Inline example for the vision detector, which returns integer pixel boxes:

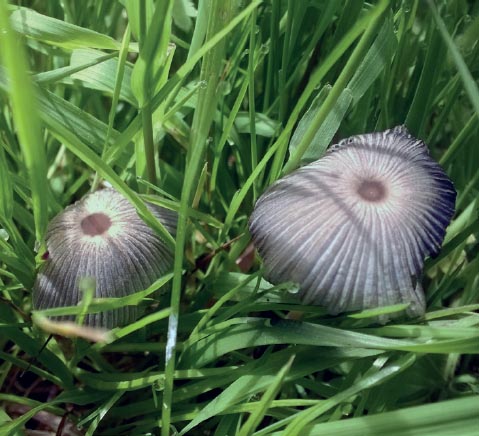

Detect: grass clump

[1,0,478,435]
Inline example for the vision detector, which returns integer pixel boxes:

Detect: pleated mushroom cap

[33,188,176,328]
[249,126,456,320]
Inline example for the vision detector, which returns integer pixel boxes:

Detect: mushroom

[249,126,456,320]
[33,188,176,328]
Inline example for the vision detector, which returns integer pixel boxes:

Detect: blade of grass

[9,6,123,50]
[292,13,396,163]
[180,318,479,368]
[284,354,416,435]
[290,395,479,436]
[405,25,444,136]
[439,113,477,166]
[32,273,173,319]
[35,52,118,85]
[67,48,135,105]
[248,8,258,201]
[428,0,479,117]
[162,1,238,432]
[92,25,132,191]
[0,141,13,221]
[282,0,389,174]
[0,0,48,245]
[237,355,294,436]
[133,0,174,190]
[268,8,375,183]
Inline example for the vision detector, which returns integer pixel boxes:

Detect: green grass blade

[162,1,238,433]
[237,355,294,436]
[283,0,389,174]
[292,396,479,436]
[428,0,479,117]
[9,6,122,50]
[68,48,135,105]
[0,0,48,244]
[180,318,479,368]
[0,141,13,221]
[284,354,416,435]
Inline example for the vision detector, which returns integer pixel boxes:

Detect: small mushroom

[249,126,456,320]
[33,188,176,328]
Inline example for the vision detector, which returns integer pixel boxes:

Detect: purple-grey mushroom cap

[33,188,176,328]
[249,126,456,321]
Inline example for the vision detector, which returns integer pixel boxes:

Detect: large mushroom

[33,188,176,328]
[249,126,456,320]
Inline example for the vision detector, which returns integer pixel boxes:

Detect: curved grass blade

[0,0,48,245]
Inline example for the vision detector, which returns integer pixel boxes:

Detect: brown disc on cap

[356,180,386,202]
[81,213,112,236]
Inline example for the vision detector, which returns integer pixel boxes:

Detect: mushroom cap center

[357,179,386,202]
[81,213,112,236]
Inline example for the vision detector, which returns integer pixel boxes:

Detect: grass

[0,0,478,435]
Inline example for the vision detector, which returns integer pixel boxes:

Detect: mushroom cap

[33,188,176,328]
[249,126,456,320]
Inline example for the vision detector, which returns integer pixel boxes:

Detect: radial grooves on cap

[249,126,455,321]
[33,189,177,329]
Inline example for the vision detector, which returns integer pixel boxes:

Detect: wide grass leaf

[290,16,397,163]
[180,319,479,367]
[10,7,121,50]
[0,2,48,244]
[69,48,136,105]
[287,395,479,436]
